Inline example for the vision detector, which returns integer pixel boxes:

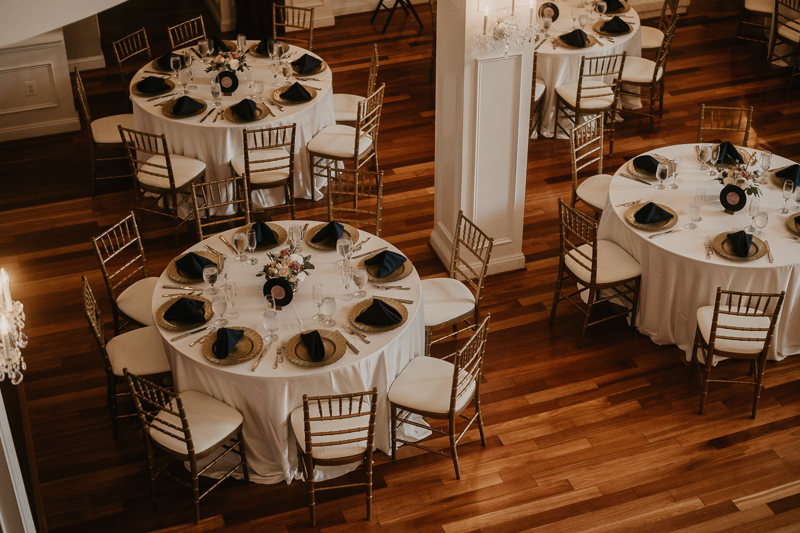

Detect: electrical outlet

[24,81,37,96]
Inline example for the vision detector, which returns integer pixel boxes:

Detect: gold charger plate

[349,297,408,333]
[556,34,598,49]
[161,97,208,119]
[131,78,175,97]
[234,222,287,251]
[272,84,318,106]
[149,59,173,73]
[625,203,678,231]
[167,250,219,283]
[155,295,213,331]
[711,233,767,261]
[285,329,346,367]
[248,40,288,58]
[223,102,270,123]
[358,256,413,283]
[304,223,360,250]
[291,60,328,77]
[606,0,632,14]
[787,214,800,236]
[694,144,753,170]
[627,153,671,180]
[770,165,796,187]
[202,327,263,365]
[592,19,633,36]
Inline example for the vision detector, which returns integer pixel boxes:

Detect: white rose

[290,254,303,264]
[278,267,290,277]
[297,272,307,282]
[229,59,239,70]
[213,54,224,65]
[722,176,734,186]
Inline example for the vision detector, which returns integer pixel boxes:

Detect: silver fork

[704,238,714,260]
[273,344,285,368]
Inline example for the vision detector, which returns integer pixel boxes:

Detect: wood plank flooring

[1,0,799,531]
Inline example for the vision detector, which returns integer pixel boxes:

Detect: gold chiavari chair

[82,277,171,439]
[697,104,754,146]
[290,389,378,526]
[569,115,612,218]
[530,51,546,137]
[691,288,785,419]
[550,199,641,347]
[118,126,206,246]
[733,0,774,48]
[429,0,437,83]
[91,212,159,335]
[421,210,493,357]
[553,53,626,156]
[112,27,152,84]
[273,5,315,51]
[389,315,490,480]
[124,370,249,524]
[327,168,383,236]
[641,0,680,50]
[308,85,385,202]
[766,0,800,89]
[168,15,207,50]
[191,176,251,240]
[231,124,297,219]
[74,68,134,197]
[333,44,379,124]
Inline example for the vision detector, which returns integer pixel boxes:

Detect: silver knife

[344,339,359,354]
[170,326,211,342]
[190,327,216,347]
[147,93,177,101]
[649,227,684,239]
[393,298,415,304]
[163,284,196,290]
[352,246,388,260]
[620,172,653,186]
[251,338,274,371]
[219,235,238,254]
[534,36,547,51]
[765,240,774,263]
[200,108,216,123]
[345,325,369,344]
[373,284,411,290]
[205,244,224,255]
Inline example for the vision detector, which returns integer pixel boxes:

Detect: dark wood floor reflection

[1,0,800,531]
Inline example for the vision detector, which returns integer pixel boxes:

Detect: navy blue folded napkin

[300,331,325,362]
[256,37,277,55]
[292,54,322,75]
[311,221,345,243]
[634,202,673,225]
[171,96,204,116]
[727,230,753,257]
[156,52,186,71]
[601,16,630,33]
[175,252,216,278]
[633,155,660,175]
[212,328,245,359]
[136,76,170,94]
[253,221,279,246]
[280,82,313,102]
[210,36,230,53]
[716,141,744,165]
[356,299,403,327]
[605,0,625,13]
[163,297,206,324]
[795,214,800,226]
[776,164,800,187]
[364,250,406,278]
[231,99,257,120]
[561,29,589,48]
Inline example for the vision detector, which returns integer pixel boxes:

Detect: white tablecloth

[598,144,800,361]
[152,222,426,484]
[131,44,336,207]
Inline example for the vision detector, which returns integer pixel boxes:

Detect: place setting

[273,82,318,106]
[710,230,768,262]
[305,221,360,250]
[223,98,271,122]
[360,249,413,283]
[625,201,679,237]
[161,94,208,118]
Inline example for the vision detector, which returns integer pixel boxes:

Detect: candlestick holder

[0,302,27,385]
[477,11,536,55]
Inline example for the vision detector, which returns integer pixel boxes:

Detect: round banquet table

[598,144,800,361]
[152,222,426,484]
[131,43,336,208]
[536,0,642,138]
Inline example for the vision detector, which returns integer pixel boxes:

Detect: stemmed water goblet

[237,33,247,54]
[336,237,352,266]
[667,156,681,189]
[779,180,794,214]
[571,5,580,29]
[210,74,222,107]
[262,309,279,343]
[578,11,589,28]
[312,284,325,321]
[341,262,354,301]
[746,196,760,233]
[695,188,706,222]
[654,163,669,190]
[685,203,701,230]
[253,78,265,104]
[203,265,219,295]
[596,1,607,18]
[353,268,368,298]
[217,254,229,283]
[178,68,190,95]
[541,17,553,39]
[320,296,337,327]
[754,211,769,238]
[233,232,248,262]
[198,39,210,65]
[212,294,228,327]
[224,281,239,319]
[759,150,772,183]
[182,51,196,90]
[246,229,258,265]
[697,144,712,172]
[793,186,800,212]
[289,224,304,252]
[170,54,182,79]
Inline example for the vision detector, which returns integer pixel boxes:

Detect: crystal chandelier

[477,1,537,55]
[0,269,27,385]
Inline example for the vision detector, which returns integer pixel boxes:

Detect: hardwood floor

[1,0,800,531]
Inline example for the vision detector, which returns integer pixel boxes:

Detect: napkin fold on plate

[716,141,744,165]
[364,250,406,278]
[253,221,279,245]
[210,36,230,53]
[605,0,625,13]
[776,164,800,187]
[727,230,753,257]
[256,37,277,55]
[292,54,322,75]
[300,331,325,362]
[311,221,345,243]
[357,299,403,327]
[163,297,206,324]
[633,155,660,175]
[175,252,217,278]
[280,82,313,102]
[634,202,673,225]
[601,16,631,33]
[136,76,170,94]
[231,99,257,120]
[561,29,589,48]
[156,52,186,71]
[212,328,245,359]
[171,96,204,116]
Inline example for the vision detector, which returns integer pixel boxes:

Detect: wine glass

[212,294,228,327]
[270,41,285,61]
[253,78,265,103]
[217,254,229,283]
[541,17,553,38]
[698,144,712,171]
[667,156,681,189]
[198,40,210,64]
[793,186,800,212]
[264,294,275,311]
[210,74,222,107]
[203,265,219,295]
[233,232,248,262]
[270,59,282,87]
[170,54,182,78]
[320,296,337,327]
[597,1,607,17]
[353,268,368,298]
[178,68,190,95]
[571,5,580,28]
[262,310,279,343]
[341,262,354,301]
[759,151,772,182]
[746,196,760,233]
[755,211,768,238]
[246,229,258,265]
[312,283,325,321]
[289,224,303,252]
[237,33,247,54]
[183,51,196,90]
[685,203,700,230]
[695,187,706,222]
[336,237,352,267]
[707,145,719,177]
[654,163,669,190]
[224,281,239,319]
[578,12,589,27]
[779,180,794,214]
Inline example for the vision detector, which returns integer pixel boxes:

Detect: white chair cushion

[137,155,206,190]
[230,148,291,184]
[333,93,365,123]
[106,325,171,376]
[555,80,615,110]
[421,277,476,328]
[576,174,613,211]
[696,306,772,355]
[91,114,135,144]
[533,79,546,102]
[290,404,371,460]
[116,276,158,326]
[777,19,800,44]
[640,26,664,49]
[621,56,663,84]
[745,0,773,14]
[307,124,374,160]
[564,240,641,285]
[388,356,476,415]
[150,390,243,456]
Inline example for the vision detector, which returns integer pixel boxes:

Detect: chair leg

[550,268,565,324]
[191,463,200,524]
[449,416,460,480]
[110,378,119,440]
[752,355,767,419]
[143,437,157,501]
[424,326,432,357]
[475,395,487,446]
[699,355,713,415]
[578,286,595,347]
[307,456,317,527]
[390,403,397,460]
[237,430,250,482]
[364,450,373,520]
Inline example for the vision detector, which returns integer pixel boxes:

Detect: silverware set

[272,344,285,369]
[190,327,217,347]
[219,235,238,254]
[620,172,652,185]
[615,198,644,208]
[765,240,774,263]
[649,227,683,239]
[162,291,201,297]
[252,338,275,371]
[213,109,224,122]
[352,246,387,260]
[339,331,359,354]
[200,108,216,123]
[344,325,369,344]
[147,93,177,102]
[170,326,211,342]
[704,238,714,260]
[163,284,196,290]
[373,284,410,291]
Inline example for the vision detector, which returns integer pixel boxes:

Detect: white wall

[0,391,36,533]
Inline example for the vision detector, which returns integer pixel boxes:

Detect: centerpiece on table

[205,42,250,95]
[256,245,314,306]
[715,164,763,198]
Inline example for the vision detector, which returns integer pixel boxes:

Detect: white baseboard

[0,115,80,142]
[68,54,105,72]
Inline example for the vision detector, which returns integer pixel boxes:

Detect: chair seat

[116,276,158,326]
[421,278,476,327]
[745,0,773,14]
[137,155,206,190]
[333,93,365,123]
[307,124,374,160]
[388,356,476,415]
[533,79,546,102]
[564,241,641,285]
[92,114,135,144]
[230,148,291,184]
[641,25,664,49]
[107,325,171,376]
[555,80,615,110]
[290,405,371,460]
[696,306,771,355]
[777,19,800,43]
[150,390,243,456]
[621,56,664,84]
[576,174,613,211]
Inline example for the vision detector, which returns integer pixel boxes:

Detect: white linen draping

[598,144,800,361]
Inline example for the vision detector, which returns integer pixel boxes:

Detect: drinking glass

[262,310,279,343]
[212,295,228,327]
[685,203,700,230]
[270,42,285,61]
[597,1,607,17]
[336,237,352,266]
[759,150,772,181]
[216,254,229,285]
[779,180,794,214]
[312,283,325,321]
[667,156,681,189]
[170,55,182,78]
[198,40,210,64]
[210,75,222,107]
[264,294,275,311]
[233,232,248,262]
[793,186,800,212]
[341,262,354,301]
[707,145,719,176]
[270,59,282,87]
[183,51,196,89]
[578,12,589,27]
[654,163,669,190]
[203,265,219,295]
[253,78,265,103]
[746,196,760,233]
[178,68,190,95]
[755,211,768,238]
[698,144,712,171]
[320,296,337,327]
[542,17,553,38]
[571,6,580,28]
[246,229,258,265]
[289,224,303,252]
[695,187,706,222]
[237,33,247,54]
[282,61,292,83]
[353,268,368,298]
[224,281,239,319]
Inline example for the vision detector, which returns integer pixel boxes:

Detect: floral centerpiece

[205,51,249,73]
[256,245,314,292]
[715,164,762,197]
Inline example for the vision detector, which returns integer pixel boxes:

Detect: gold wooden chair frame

[327,168,383,236]
[569,115,610,217]
[192,176,251,240]
[124,370,249,524]
[697,104,754,146]
[334,45,379,125]
[530,51,546,137]
[112,27,152,84]
[237,124,297,219]
[733,0,773,48]
[293,389,378,526]
[767,0,800,88]
[390,315,490,479]
[273,5,315,50]
[550,199,641,346]
[641,0,680,50]
[168,15,207,50]
[430,0,438,83]
[690,288,785,419]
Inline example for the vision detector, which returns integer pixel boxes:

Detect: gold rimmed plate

[358,256,413,283]
[695,144,753,170]
[202,327,263,365]
[349,297,408,333]
[592,19,633,36]
[223,102,270,122]
[304,223,360,250]
[155,295,213,331]
[291,59,328,77]
[131,78,175,97]
[273,84,318,106]
[627,153,670,180]
[771,165,796,187]
[625,203,678,231]
[711,233,767,261]
[148,59,174,73]
[606,0,632,14]
[167,250,219,283]
[556,34,598,49]
[161,97,208,119]
[234,222,287,251]
[787,215,800,236]
[285,329,346,367]
[248,40,288,58]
